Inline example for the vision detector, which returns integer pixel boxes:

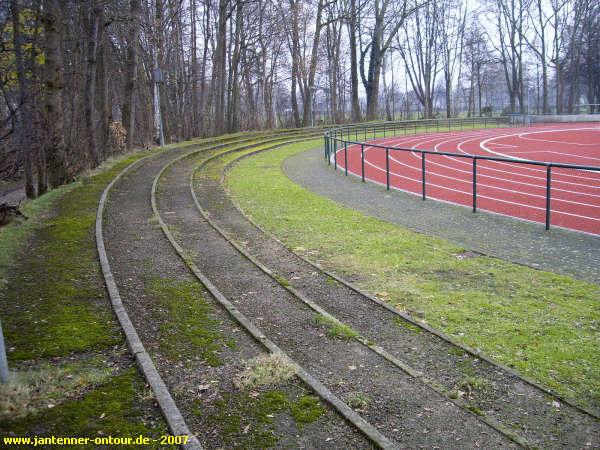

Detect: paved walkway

[283,147,600,285]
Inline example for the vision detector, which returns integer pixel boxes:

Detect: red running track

[333,123,600,236]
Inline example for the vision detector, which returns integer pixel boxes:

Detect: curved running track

[334,123,600,235]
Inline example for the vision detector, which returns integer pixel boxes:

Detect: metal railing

[323,117,600,231]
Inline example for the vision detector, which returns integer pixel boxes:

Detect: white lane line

[385,151,600,208]
[357,149,600,222]
[479,127,600,159]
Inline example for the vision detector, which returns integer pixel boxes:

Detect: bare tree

[361,0,420,121]
[439,0,466,117]
[123,0,141,149]
[462,22,491,116]
[488,0,530,114]
[397,0,442,119]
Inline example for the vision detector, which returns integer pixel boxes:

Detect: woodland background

[1,0,598,198]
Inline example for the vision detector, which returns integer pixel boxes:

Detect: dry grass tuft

[234,353,296,390]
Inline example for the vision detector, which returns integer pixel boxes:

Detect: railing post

[344,142,348,176]
[325,137,329,163]
[472,158,477,212]
[334,140,337,170]
[361,144,365,182]
[422,152,426,200]
[386,147,390,190]
[546,165,552,230]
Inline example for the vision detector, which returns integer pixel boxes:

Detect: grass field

[227,139,600,410]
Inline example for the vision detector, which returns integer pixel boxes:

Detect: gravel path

[283,147,600,285]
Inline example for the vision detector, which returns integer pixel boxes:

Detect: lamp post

[153,67,165,147]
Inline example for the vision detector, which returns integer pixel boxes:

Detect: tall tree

[123,0,141,149]
[345,0,362,122]
[439,0,466,118]
[361,0,420,121]
[489,0,530,114]
[398,0,442,119]
[42,0,68,188]
[84,0,100,165]
[11,0,35,198]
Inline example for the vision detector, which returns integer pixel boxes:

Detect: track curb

[193,147,535,448]
[152,141,401,450]
[96,148,205,450]
[222,146,600,423]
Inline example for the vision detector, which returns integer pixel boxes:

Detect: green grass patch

[0,155,153,360]
[0,183,77,291]
[198,387,323,448]
[197,136,311,181]
[289,396,324,426]
[147,278,235,366]
[0,363,113,420]
[0,369,174,448]
[313,313,358,341]
[227,140,600,410]
[346,392,371,410]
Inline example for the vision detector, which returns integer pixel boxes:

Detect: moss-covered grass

[0,369,175,448]
[0,147,184,439]
[0,160,145,360]
[146,277,235,366]
[0,363,114,420]
[196,388,324,448]
[227,141,600,410]
[0,130,325,442]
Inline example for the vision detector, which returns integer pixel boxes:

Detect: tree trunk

[228,1,243,132]
[289,0,301,128]
[11,0,36,198]
[348,0,361,122]
[190,0,199,137]
[123,0,140,149]
[43,0,69,188]
[96,0,109,156]
[301,0,325,127]
[153,0,164,145]
[85,0,100,166]
[213,0,229,135]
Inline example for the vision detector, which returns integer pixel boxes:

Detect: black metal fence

[324,117,600,232]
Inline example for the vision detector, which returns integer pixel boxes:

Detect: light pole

[309,86,316,127]
[154,67,165,147]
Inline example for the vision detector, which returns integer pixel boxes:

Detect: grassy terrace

[0,134,258,442]
[0,131,323,443]
[227,139,600,411]
[0,147,188,444]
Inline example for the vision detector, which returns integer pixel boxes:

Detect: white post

[0,320,9,383]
